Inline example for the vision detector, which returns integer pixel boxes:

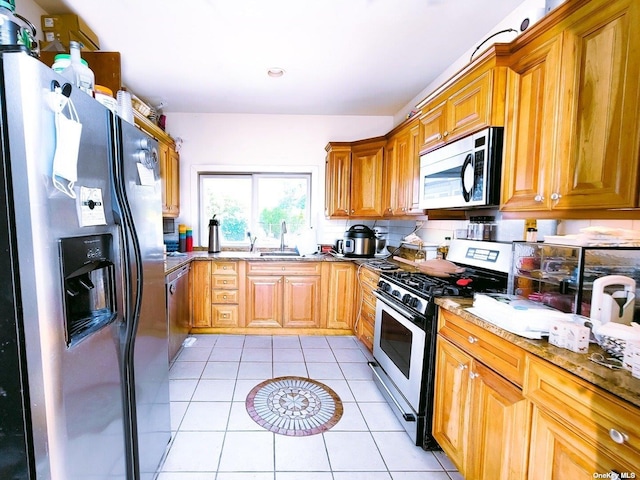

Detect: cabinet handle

[609,429,629,444]
[458,364,468,371]
[550,192,562,201]
[223,295,227,299]
[534,194,544,202]
[223,280,227,284]
[436,133,442,140]
[223,266,228,270]
[443,131,449,137]
[469,372,480,380]
[468,336,479,344]
[282,267,286,271]
[350,209,355,214]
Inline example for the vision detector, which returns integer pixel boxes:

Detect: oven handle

[373,290,423,322]
[368,362,416,422]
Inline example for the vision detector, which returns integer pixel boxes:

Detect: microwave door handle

[461,153,474,202]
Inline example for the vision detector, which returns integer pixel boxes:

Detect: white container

[60,41,94,95]
[116,90,134,124]
[94,85,118,114]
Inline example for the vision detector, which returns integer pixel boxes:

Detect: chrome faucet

[280,220,287,251]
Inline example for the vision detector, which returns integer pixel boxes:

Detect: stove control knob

[378,281,391,292]
[392,290,401,298]
[401,293,413,305]
[456,278,473,287]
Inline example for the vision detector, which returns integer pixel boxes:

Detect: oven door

[371,293,426,412]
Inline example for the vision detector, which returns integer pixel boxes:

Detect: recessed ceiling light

[267,67,285,78]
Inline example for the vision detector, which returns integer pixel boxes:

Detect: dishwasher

[166,263,190,362]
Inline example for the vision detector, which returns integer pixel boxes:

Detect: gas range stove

[375,239,512,318]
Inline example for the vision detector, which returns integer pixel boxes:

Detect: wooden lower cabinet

[245,262,321,329]
[190,260,243,328]
[355,267,380,351]
[528,405,625,479]
[433,336,529,479]
[525,355,640,478]
[434,308,640,479]
[190,260,211,328]
[322,262,356,330]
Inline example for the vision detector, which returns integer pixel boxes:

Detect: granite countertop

[163,250,365,275]
[435,297,640,408]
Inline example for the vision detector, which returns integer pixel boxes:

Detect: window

[199,173,311,247]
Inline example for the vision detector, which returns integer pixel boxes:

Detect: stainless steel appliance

[167,264,191,362]
[418,127,503,209]
[341,224,376,258]
[369,239,510,449]
[0,51,170,479]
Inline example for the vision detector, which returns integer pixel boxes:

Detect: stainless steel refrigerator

[0,51,170,479]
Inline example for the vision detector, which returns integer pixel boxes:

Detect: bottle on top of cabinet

[60,41,94,95]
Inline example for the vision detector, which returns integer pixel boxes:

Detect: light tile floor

[158,334,461,480]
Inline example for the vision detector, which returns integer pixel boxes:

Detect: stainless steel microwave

[418,127,503,209]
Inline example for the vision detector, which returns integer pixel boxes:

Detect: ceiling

[33,0,529,116]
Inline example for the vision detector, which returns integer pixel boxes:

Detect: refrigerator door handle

[109,113,143,480]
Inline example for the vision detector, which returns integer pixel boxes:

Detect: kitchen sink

[260,251,300,257]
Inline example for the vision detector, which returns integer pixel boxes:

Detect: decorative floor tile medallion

[246,376,343,436]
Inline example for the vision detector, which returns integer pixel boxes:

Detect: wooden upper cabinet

[418,58,506,154]
[325,144,351,218]
[554,0,640,210]
[384,118,423,216]
[325,139,385,219]
[502,0,640,212]
[350,140,386,217]
[501,35,563,211]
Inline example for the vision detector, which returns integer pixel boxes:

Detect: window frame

[198,171,313,247]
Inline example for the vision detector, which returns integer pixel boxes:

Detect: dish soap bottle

[61,41,94,95]
[437,237,451,259]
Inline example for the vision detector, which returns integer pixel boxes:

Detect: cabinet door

[158,141,171,215]
[553,0,640,210]
[419,100,447,153]
[283,275,320,328]
[408,123,423,213]
[432,338,472,473]
[466,362,529,480]
[385,128,413,216]
[245,275,282,327]
[325,263,355,330]
[167,147,180,215]
[325,146,351,217]
[350,143,385,216]
[190,261,211,327]
[501,36,563,211]
[528,405,626,480]
[447,70,492,142]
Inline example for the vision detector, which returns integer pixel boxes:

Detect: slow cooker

[342,224,376,258]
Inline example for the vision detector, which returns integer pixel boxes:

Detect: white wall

[166,113,393,246]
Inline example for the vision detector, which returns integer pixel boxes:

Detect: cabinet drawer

[211,304,239,328]
[438,309,526,386]
[361,286,377,309]
[359,268,380,291]
[211,261,238,275]
[360,300,376,326]
[212,289,238,304]
[525,355,640,469]
[212,275,238,289]
[359,314,375,352]
[247,262,321,275]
